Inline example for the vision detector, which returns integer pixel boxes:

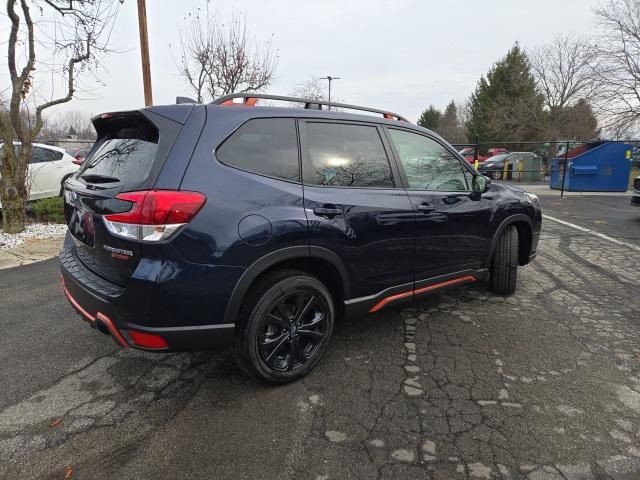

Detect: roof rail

[210,93,409,122]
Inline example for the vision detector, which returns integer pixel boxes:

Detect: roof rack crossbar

[210,93,408,122]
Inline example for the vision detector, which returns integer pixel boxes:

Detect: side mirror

[470,175,490,200]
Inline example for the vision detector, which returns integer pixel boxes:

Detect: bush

[31,197,65,224]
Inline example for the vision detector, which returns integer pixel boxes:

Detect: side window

[216,118,299,182]
[387,129,468,191]
[302,122,394,188]
[30,147,62,163]
[30,147,48,164]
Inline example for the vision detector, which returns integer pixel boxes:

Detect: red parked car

[459,147,509,164]
[70,148,90,166]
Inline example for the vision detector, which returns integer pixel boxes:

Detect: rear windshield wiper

[80,173,120,184]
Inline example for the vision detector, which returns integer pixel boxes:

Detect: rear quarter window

[32,147,63,162]
[216,118,300,182]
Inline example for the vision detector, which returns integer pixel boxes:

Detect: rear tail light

[72,158,83,165]
[103,190,206,243]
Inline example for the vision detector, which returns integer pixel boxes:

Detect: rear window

[78,115,159,187]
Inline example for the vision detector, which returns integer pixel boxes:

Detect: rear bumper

[59,235,237,352]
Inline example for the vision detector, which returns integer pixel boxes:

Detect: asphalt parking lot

[1,198,640,480]
[539,194,640,248]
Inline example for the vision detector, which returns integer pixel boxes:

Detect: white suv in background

[0,142,79,207]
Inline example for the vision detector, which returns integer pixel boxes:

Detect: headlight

[524,192,539,206]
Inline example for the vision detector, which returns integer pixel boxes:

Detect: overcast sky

[3,0,600,122]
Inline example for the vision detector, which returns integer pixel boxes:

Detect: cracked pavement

[1,217,640,479]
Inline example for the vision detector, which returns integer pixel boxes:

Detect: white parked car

[0,142,79,208]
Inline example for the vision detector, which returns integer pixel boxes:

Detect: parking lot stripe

[542,214,640,252]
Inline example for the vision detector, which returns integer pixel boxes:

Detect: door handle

[313,205,342,217]
[417,203,435,213]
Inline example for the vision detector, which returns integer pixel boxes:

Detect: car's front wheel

[491,170,503,180]
[490,225,518,294]
[233,270,335,384]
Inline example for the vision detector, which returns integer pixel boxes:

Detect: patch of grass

[31,197,65,224]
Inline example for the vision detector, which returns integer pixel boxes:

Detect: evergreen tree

[466,43,547,146]
[436,100,466,144]
[417,105,442,130]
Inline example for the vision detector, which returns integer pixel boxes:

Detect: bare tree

[58,109,95,138]
[38,110,96,141]
[289,77,326,101]
[528,34,598,147]
[0,0,119,233]
[175,8,278,103]
[592,0,640,135]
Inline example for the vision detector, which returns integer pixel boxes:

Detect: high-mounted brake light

[103,190,206,242]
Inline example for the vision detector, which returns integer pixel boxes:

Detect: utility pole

[320,75,340,110]
[137,0,153,106]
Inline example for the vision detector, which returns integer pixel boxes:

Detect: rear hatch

[63,110,183,286]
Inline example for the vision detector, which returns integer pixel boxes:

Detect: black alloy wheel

[233,270,335,383]
[258,290,328,372]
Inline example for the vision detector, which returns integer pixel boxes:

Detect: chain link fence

[452,140,640,199]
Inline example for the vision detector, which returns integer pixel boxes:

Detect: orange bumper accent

[61,276,94,323]
[96,313,129,348]
[61,276,128,348]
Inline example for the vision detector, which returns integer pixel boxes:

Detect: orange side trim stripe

[368,275,476,313]
[413,275,476,296]
[368,290,414,313]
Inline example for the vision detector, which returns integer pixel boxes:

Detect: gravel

[0,223,68,250]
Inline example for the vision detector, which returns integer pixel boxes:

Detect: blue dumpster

[550,141,632,192]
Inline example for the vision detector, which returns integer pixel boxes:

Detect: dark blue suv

[60,94,541,383]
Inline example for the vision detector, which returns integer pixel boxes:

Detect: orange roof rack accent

[220,97,257,107]
[211,93,409,122]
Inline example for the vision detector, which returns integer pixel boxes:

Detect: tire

[491,170,502,180]
[233,269,335,384]
[490,225,518,295]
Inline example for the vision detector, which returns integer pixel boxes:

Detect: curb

[0,236,65,270]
